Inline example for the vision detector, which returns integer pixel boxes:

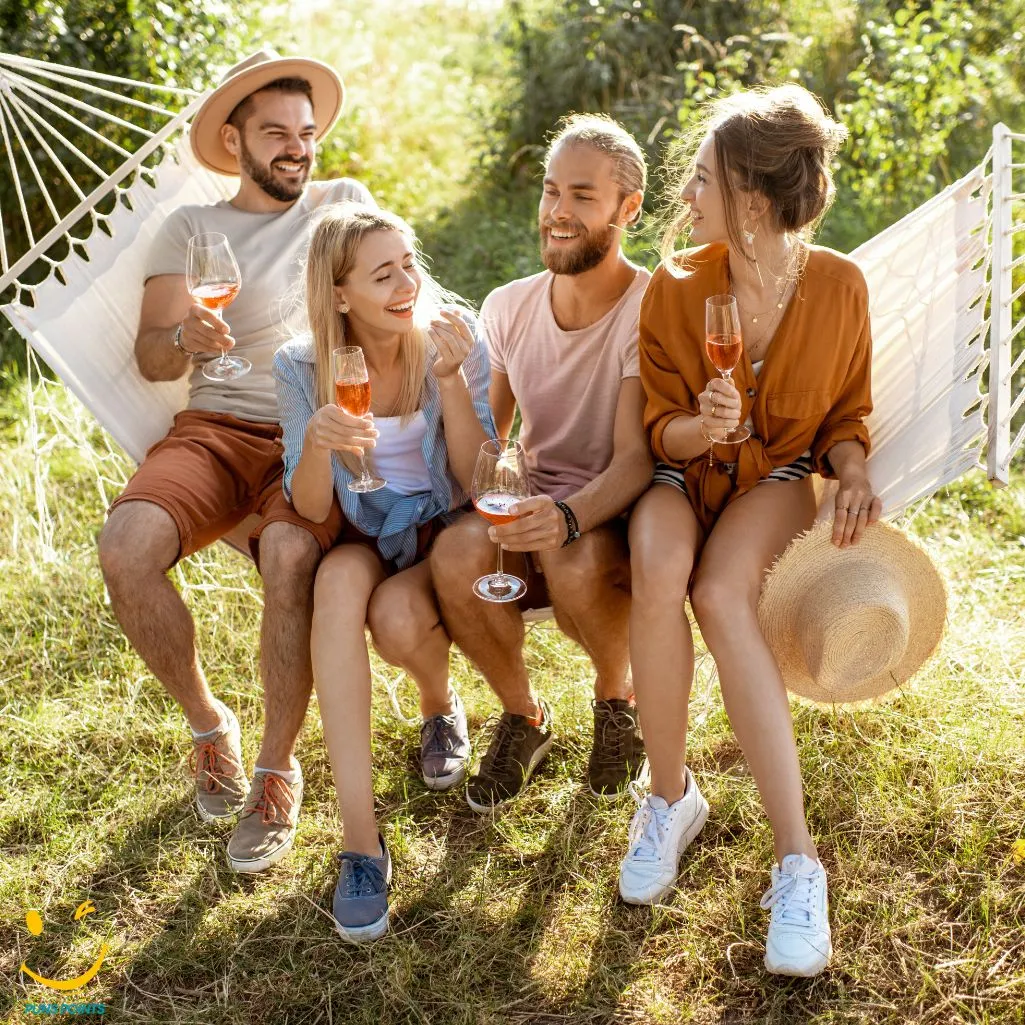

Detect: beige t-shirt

[482,267,649,500]
[145,178,374,422]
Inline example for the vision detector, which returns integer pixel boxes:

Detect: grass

[2,366,1025,1025]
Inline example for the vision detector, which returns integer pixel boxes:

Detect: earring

[337,303,349,314]
[742,220,757,247]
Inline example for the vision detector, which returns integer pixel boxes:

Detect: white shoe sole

[465,733,554,814]
[619,792,710,905]
[764,939,833,977]
[423,762,468,792]
[228,831,295,874]
[335,910,389,944]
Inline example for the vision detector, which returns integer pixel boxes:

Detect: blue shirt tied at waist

[273,314,496,569]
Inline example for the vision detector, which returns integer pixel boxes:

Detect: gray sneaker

[333,836,392,944]
[189,704,248,823]
[227,769,303,874]
[420,689,470,791]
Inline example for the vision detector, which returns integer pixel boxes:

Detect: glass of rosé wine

[701,293,750,465]
[333,346,387,493]
[185,232,249,382]
[471,439,529,603]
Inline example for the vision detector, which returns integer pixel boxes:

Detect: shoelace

[420,712,459,756]
[760,869,819,929]
[626,786,673,863]
[244,773,297,826]
[188,740,243,794]
[479,715,530,777]
[338,852,386,898]
[592,705,637,769]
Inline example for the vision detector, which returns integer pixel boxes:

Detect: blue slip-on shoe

[332,835,393,944]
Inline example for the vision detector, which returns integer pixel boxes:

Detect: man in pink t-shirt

[431,114,654,810]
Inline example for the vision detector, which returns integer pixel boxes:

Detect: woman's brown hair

[660,85,849,268]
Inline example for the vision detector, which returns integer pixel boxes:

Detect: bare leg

[368,560,452,718]
[430,514,536,718]
[311,544,387,857]
[254,522,322,771]
[98,501,221,732]
[537,523,632,701]
[628,486,704,804]
[690,478,818,863]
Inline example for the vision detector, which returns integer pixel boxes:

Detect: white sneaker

[761,853,833,976]
[618,767,709,905]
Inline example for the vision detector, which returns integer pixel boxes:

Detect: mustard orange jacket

[639,243,872,531]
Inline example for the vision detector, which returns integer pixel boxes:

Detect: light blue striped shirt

[273,316,496,569]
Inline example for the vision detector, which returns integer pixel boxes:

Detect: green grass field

[1,364,1024,1025]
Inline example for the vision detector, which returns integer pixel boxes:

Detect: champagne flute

[471,439,529,603]
[701,294,750,465]
[185,232,250,382]
[333,346,386,493]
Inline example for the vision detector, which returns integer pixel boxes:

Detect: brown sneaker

[227,769,303,873]
[189,704,248,823]
[588,699,646,796]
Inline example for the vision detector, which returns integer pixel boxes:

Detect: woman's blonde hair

[658,84,848,272]
[299,201,463,419]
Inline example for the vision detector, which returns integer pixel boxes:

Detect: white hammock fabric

[0,53,1020,520]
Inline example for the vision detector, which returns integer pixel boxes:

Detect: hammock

[1,52,1023,521]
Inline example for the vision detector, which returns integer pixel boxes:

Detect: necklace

[729,278,786,323]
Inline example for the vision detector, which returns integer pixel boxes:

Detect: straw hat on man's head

[758,520,946,704]
[190,48,345,175]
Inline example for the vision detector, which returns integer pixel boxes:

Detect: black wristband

[554,500,581,547]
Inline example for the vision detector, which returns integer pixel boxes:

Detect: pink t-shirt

[482,267,650,500]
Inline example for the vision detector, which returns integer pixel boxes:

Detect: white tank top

[371,411,432,496]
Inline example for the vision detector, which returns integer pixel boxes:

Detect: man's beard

[539,221,616,275]
[238,138,310,202]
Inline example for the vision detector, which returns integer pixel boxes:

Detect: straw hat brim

[758,520,947,704]
[189,57,344,176]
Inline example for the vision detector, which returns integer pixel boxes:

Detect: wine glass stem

[495,541,504,580]
[358,451,372,485]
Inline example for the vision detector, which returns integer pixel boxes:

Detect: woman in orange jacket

[618,85,881,978]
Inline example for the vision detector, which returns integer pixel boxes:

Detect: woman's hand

[306,404,378,455]
[430,307,473,379]
[832,472,882,548]
[697,377,742,433]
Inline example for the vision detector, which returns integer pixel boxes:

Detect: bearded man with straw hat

[98,49,375,875]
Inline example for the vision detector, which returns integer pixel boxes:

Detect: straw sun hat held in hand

[758,520,947,704]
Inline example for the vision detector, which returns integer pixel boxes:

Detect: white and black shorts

[651,452,814,495]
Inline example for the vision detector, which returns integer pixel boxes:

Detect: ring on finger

[711,402,718,418]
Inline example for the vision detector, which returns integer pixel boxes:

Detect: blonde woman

[273,202,495,942]
[622,86,879,977]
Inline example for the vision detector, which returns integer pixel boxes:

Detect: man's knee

[259,522,322,595]
[98,502,179,584]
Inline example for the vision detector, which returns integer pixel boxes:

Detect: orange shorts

[108,409,343,565]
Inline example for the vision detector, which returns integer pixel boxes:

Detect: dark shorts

[652,455,815,495]
[333,513,449,577]
[108,409,343,565]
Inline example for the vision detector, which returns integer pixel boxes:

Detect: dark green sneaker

[465,699,554,813]
[588,699,645,796]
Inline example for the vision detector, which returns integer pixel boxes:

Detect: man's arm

[135,274,236,382]
[492,377,653,551]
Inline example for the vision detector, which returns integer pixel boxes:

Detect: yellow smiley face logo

[21,901,110,992]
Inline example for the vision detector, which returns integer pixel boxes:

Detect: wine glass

[185,232,250,382]
[471,439,529,603]
[701,294,750,465]
[333,346,386,493]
